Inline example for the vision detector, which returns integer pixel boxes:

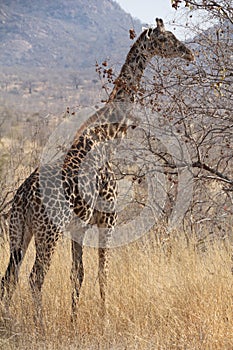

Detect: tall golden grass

[0,230,233,349]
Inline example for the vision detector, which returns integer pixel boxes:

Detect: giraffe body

[1,19,194,322]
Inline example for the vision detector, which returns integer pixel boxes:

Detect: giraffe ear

[155,18,165,33]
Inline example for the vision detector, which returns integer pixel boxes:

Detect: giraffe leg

[98,245,109,317]
[96,166,117,319]
[70,238,84,323]
[29,233,59,329]
[97,213,115,318]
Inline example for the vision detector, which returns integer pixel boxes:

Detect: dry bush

[1,230,233,349]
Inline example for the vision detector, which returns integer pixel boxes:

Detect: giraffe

[1,18,194,323]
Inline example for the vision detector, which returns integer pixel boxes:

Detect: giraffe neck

[65,32,156,167]
[108,31,152,103]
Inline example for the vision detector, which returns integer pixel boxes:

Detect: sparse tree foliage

[140,0,233,236]
[172,0,233,24]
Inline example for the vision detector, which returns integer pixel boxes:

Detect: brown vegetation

[1,231,233,349]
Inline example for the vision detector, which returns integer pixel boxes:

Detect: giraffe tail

[1,203,25,301]
[1,174,34,301]
[1,248,23,299]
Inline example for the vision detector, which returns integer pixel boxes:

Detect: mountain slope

[0,0,141,69]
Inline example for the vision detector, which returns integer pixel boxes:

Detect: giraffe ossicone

[1,18,194,323]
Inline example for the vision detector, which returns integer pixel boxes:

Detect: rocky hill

[0,0,141,69]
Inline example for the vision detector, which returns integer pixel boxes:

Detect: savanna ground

[0,229,233,350]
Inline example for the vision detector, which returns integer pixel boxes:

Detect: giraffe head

[142,18,195,62]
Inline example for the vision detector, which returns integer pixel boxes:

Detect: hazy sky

[115,0,207,39]
[116,0,175,24]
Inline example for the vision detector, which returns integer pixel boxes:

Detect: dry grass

[0,230,233,349]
